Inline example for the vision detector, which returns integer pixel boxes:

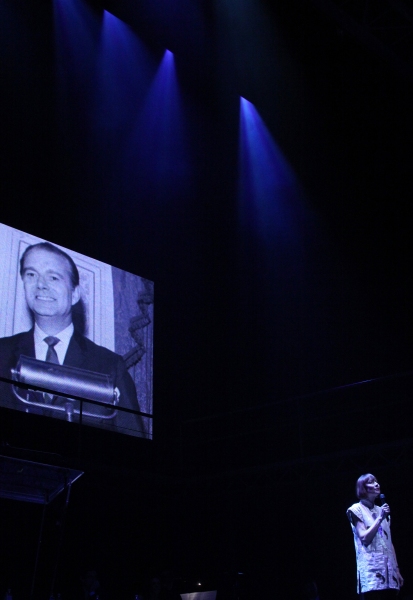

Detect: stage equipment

[1,454,83,600]
[11,355,119,422]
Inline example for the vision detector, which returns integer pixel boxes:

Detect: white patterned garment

[347,501,400,594]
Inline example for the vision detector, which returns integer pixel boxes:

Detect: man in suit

[0,241,146,436]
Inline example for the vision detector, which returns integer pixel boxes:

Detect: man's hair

[356,473,377,499]
[20,242,80,288]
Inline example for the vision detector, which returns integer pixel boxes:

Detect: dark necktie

[44,336,60,364]
[44,336,60,403]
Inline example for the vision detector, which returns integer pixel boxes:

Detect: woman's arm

[354,503,390,546]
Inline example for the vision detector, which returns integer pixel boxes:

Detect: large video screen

[0,223,153,439]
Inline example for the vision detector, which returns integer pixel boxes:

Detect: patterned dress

[347,501,400,594]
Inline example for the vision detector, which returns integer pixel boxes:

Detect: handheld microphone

[379,493,389,521]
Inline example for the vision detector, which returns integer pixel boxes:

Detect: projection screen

[0,222,153,439]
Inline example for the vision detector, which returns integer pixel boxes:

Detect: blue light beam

[53,0,107,171]
[93,11,153,137]
[239,97,301,245]
[53,0,101,120]
[123,49,190,201]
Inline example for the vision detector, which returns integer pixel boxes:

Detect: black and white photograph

[0,222,153,438]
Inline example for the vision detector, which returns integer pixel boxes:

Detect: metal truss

[177,437,413,498]
[309,0,413,79]
[175,369,413,498]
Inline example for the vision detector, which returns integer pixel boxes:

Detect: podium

[0,454,83,599]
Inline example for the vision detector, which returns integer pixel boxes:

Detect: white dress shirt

[34,323,74,364]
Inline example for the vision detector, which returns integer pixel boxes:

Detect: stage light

[122,48,191,201]
[93,10,152,136]
[53,0,100,94]
[238,97,300,244]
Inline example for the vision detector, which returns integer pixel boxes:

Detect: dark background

[1,0,413,598]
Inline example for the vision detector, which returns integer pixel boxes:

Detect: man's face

[21,247,80,323]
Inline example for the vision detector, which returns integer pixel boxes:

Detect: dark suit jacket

[0,329,147,437]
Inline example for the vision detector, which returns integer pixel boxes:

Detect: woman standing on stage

[347,474,404,599]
